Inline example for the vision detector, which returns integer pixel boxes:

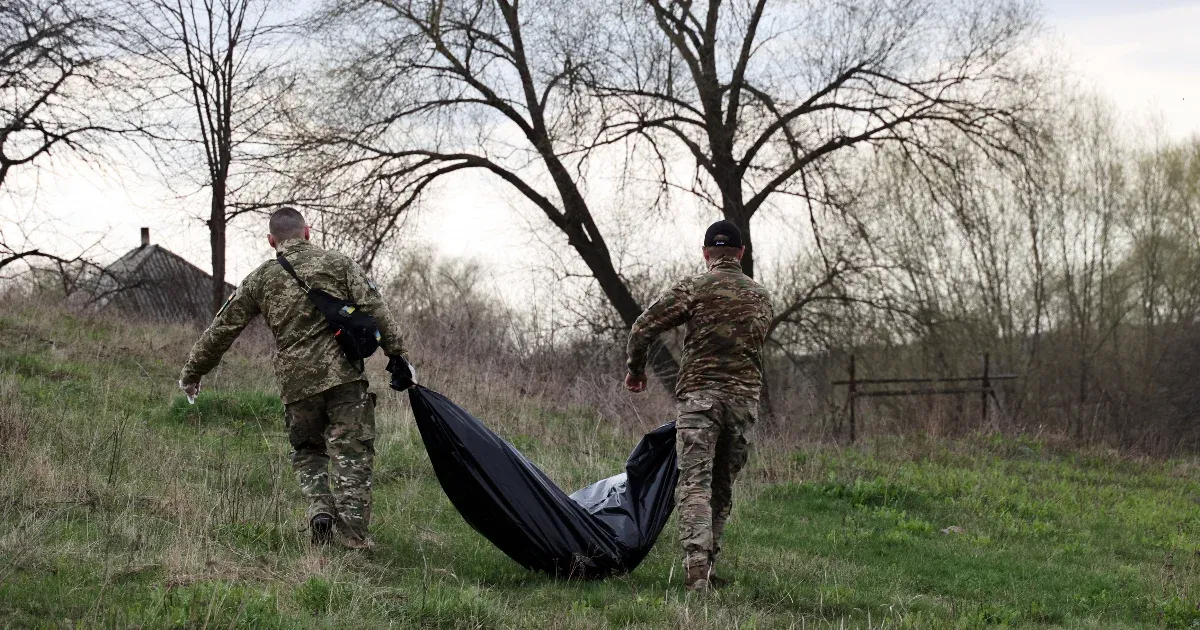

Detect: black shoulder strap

[276,254,311,293]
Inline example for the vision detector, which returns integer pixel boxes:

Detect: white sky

[4,0,1199,293]
[1045,0,1199,137]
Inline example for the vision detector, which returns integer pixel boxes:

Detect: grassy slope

[2,303,1199,629]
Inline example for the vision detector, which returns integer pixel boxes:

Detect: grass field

[2,302,1200,628]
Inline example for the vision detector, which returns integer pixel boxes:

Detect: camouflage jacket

[627,256,774,401]
[180,239,407,404]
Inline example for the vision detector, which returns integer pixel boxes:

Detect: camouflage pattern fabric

[626,254,771,573]
[285,380,376,541]
[626,256,774,401]
[179,238,407,404]
[675,390,756,570]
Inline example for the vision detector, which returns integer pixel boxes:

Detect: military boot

[684,559,711,592]
[310,513,334,546]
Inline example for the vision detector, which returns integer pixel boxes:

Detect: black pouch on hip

[277,254,381,365]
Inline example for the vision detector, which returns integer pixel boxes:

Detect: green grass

[2,303,1199,628]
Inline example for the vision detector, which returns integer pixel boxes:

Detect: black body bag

[277,254,381,363]
[408,385,678,579]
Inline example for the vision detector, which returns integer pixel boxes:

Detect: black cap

[704,220,743,248]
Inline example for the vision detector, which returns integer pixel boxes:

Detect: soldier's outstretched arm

[179,279,261,389]
[626,279,692,380]
[345,260,407,359]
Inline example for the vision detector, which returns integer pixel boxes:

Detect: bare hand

[179,379,201,403]
[625,372,648,393]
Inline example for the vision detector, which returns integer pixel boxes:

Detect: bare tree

[0,0,128,290]
[117,0,293,314]
[592,0,1042,273]
[0,238,93,275]
[303,0,682,384]
[301,0,1045,387]
[0,215,115,301]
[0,0,116,190]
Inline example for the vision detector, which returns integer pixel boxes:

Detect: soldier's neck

[707,256,743,272]
[278,238,312,254]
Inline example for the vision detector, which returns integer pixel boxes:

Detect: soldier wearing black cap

[625,219,774,592]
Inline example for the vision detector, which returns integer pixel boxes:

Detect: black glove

[386,355,416,391]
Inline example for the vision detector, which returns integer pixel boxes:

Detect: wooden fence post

[981,353,990,426]
[829,354,1015,442]
[848,354,857,444]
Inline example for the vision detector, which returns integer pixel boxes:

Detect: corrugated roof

[88,244,236,324]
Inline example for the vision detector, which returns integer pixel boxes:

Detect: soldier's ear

[303,225,312,241]
[268,234,276,249]
[702,247,711,263]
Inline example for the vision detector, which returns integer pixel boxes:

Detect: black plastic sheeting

[408,386,678,579]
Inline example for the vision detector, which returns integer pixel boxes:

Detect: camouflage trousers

[675,390,756,569]
[284,380,376,542]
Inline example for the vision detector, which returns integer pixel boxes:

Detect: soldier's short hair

[704,245,743,259]
[269,207,307,241]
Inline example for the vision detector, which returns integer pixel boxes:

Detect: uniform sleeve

[626,279,692,376]
[345,260,408,358]
[179,277,261,384]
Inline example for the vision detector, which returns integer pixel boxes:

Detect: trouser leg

[675,394,719,569]
[324,381,376,541]
[285,394,335,522]
[710,401,754,562]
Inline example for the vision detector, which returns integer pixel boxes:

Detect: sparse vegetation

[3,300,1198,628]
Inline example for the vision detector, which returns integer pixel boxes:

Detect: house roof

[90,244,236,324]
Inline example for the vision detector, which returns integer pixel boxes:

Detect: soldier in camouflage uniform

[178,208,412,550]
[625,220,774,592]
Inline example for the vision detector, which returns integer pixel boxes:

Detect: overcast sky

[1046,0,1198,135]
[4,0,1199,291]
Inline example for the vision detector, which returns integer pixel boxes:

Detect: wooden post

[848,354,857,444]
[981,353,991,426]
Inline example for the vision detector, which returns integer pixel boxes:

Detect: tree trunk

[568,213,681,392]
[209,179,227,316]
[729,210,755,279]
[532,121,684,392]
[713,158,755,278]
